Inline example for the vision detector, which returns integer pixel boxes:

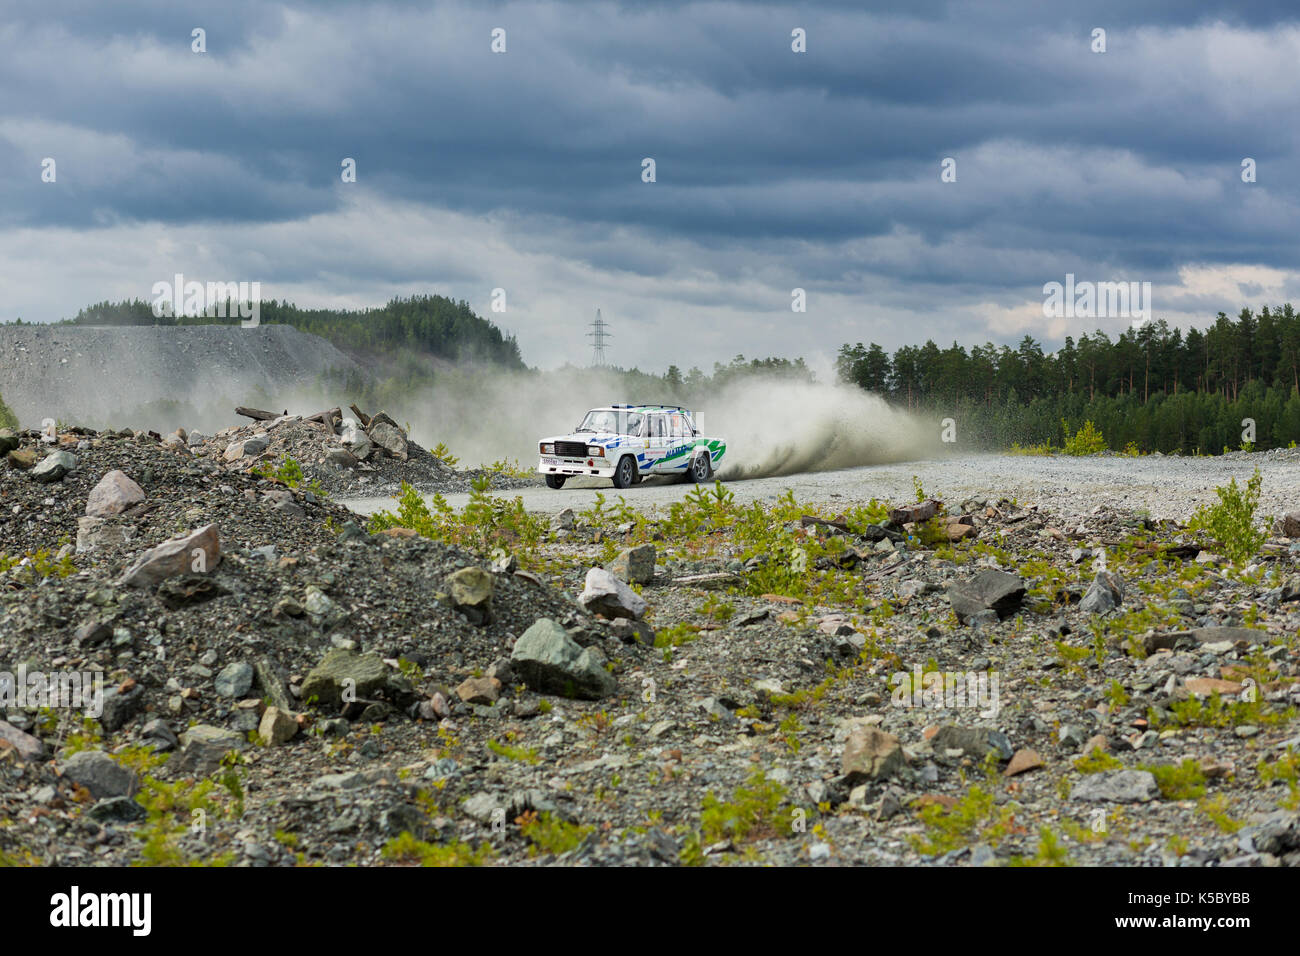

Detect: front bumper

[538,456,616,479]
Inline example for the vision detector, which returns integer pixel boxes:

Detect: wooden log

[349,404,371,427]
[235,406,282,422]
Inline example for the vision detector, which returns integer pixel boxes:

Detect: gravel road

[343,449,1300,523]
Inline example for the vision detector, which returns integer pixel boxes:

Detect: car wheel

[689,450,713,483]
[612,456,636,489]
[545,474,566,489]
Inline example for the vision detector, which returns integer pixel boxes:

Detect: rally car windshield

[575,410,620,434]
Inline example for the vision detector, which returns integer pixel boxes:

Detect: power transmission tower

[588,309,612,366]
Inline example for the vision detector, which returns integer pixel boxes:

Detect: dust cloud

[402,369,941,479]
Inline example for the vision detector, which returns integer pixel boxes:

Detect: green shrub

[1062,419,1107,455]
[1186,468,1265,563]
[0,391,16,430]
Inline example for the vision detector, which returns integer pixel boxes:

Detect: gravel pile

[1,425,1298,868]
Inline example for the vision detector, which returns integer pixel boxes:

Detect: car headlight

[587,446,604,457]
[540,443,555,455]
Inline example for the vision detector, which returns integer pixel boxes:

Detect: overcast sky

[3,1,1299,372]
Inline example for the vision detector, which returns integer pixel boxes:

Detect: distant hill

[59,294,525,369]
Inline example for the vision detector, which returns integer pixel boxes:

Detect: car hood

[540,433,622,446]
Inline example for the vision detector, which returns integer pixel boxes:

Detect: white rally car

[537,404,726,489]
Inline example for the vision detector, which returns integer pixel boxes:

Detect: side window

[649,416,666,439]
[626,413,642,436]
[670,414,689,438]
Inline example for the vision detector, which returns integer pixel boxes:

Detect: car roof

[596,404,694,414]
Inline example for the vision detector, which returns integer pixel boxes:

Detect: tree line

[836,306,1300,452]
[44,294,524,369]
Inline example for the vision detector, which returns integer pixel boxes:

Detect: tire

[545,474,566,489]
[612,456,637,489]
[689,450,713,483]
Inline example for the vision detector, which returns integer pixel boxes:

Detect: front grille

[555,441,588,457]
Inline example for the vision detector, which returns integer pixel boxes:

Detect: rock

[340,424,372,460]
[88,796,147,823]
[841,726,905,781]
[223,436,268,461]
[889,499,941,524]
[947,569,1025,623]
[550,508,576,532]
[579,567,647,620]
[1079,570,1125,614]
[99,684,145,732]
[1185,677,1245,697]
[1281,575,1300,603]
[511,618,617,699]
[302,585,346,629]
[930,725,1014,762]
[605,544,656,584]
[157,574,229,609]
[1003,748,1044,776]
[171,725,248,775]
[31,450,77,483]
[255,658,295,712]
[60,750,139,799]
[1070,770,1159,803]
[1276,512,1300,538]
[0,428,18,455]
[300,648,394,710]
[85,470,146,516]
[6,448,36,469]
[608,618,655,645]
[324,446,357,468]
[76,515,134,553]
[215,661,255,698]
[445,566,494,625]
[263,490,305,519]
[141,718,178,752]
[258,707,299,745]
[118,523,221,587]
[456,676,502,705]
[367,421,409,460]
[74,619,112,645]
[0,719,44,762]
[946,522,976,542]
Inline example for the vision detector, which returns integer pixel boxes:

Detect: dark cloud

[2,1,1299,366]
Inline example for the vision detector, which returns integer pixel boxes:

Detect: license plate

[541,457,560,466]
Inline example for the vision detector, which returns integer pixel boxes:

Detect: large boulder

[59,750,139,799]
[1079,570,1125,614]
[511,618,617,699]
[367,421,409,461]
[119,524,220,587]
[604,544,656,585]
[300,648,397,710]
[1070,770,1159,803]
[947,569,1025,623]
[171,725,248,776]
[31,451,77,483]
[841,726,905,782]
[579,567,647,620]
[86,470,146,517]
[445,566,494,625]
